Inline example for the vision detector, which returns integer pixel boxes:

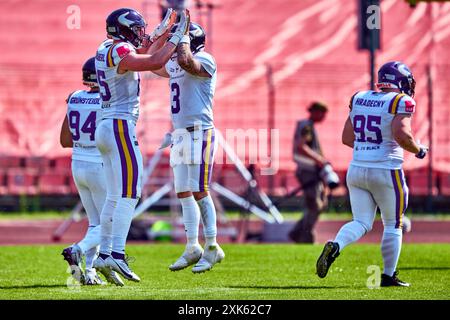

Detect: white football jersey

[349,90,416,169]
[165,50,216,130]
[95,39,140,124]
[67,90,103,163]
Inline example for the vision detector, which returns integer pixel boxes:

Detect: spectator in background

[159,0,189,20]
[289,102,330,243]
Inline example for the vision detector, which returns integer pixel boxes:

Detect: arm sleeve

[396,95,416,114]
[111,42,136,66]
[194,52,216,76]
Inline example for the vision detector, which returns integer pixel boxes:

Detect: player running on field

[93,7,189,284]
[60,57,122,286]
[152,22,224,273]
[316,61,428,287]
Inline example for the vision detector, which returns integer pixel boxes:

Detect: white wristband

[169,33,182,46]
[180,35,190,44]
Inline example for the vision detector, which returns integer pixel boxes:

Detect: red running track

[0,218,449,245]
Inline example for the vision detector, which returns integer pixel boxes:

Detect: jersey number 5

[353,115,382,144]
[69,111,97,141]
[96,70,112,101]
[171,82,181,114]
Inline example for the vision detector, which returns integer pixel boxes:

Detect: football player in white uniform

[92,7,189,283]
[153,22,224,273]
[60,57,122,286]
[316,62,428,287]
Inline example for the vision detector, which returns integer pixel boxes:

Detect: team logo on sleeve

[117,45,131,59]
[405,100,415,113]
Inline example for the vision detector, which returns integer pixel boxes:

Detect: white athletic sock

[334,220,369,251]
[197,195,217,246]
[180,196,201,246]
[112,197,139,255]
[99,197,116,256]
[77,225,101,254]
[381,226,402,277]
[85,246,99,269]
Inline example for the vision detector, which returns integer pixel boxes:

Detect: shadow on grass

[401,266,450,271]
[0,284,68,290]
[228,285,351,290]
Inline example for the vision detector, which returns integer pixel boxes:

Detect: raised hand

[169,9,191,45]
[149,8,177,42]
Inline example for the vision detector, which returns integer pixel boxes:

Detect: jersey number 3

[353,115,382,144]
[69,111,97,141]
[171,82,181,114]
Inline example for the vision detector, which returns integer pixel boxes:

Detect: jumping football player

[60,57,122,286]
[92,7,189,283]
[316,61,428,287]
[152,22,224,273]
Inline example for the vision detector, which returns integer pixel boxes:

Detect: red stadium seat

[439,172,450,196]
[53,156,72,170]
[37,172,70,195]
[0,156,23,169]
[6,168,38,195]
[405,170,438,196]
[25,157,50,170]
[0,170,7,195]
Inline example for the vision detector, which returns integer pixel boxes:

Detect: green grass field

[0,244,449,300]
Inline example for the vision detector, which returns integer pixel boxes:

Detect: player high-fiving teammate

[153,22,224,273]
[93,7,189,284]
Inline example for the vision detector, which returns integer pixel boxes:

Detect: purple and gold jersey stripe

[106,44,117,68]
[113,119,139,198]
[199,128,215,192]
[388,93,406,114]
[390,169,408,228]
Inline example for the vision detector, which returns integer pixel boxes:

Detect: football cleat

[93,256,125,287]
[380,271,410,287]
[316,241,340,278]
[169,244,203,272]
[62,244,85,284]
[84,269,106,286]
[105,256,140,282]
[192,244,225,274]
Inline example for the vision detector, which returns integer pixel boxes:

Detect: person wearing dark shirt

[289,102,329,243]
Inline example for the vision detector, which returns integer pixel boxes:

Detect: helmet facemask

[117,23,146,48]
[130,24,147,48]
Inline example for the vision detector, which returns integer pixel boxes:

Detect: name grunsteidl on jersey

[70,97,101,104]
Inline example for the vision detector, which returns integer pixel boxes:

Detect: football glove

[415,146,428,159]
[169,9,190,46]
[149,8,177,42]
